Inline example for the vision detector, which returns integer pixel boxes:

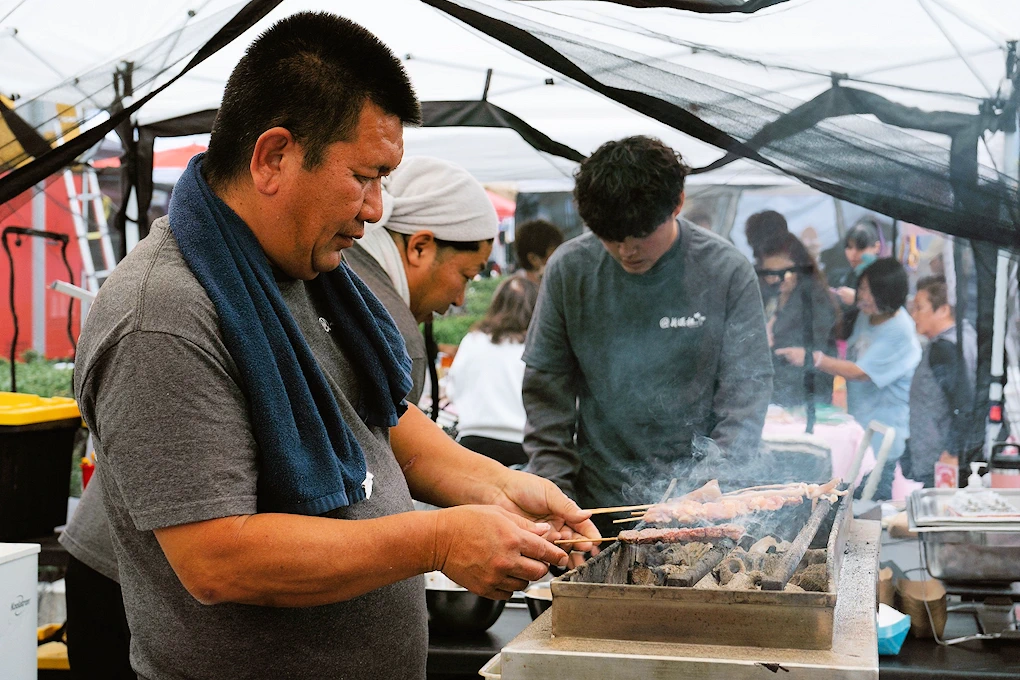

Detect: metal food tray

[908,488,1020,529]
[907,488,1020,583]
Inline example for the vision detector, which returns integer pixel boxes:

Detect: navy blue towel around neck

[168,155,412,515]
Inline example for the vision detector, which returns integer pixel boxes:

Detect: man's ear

[403,230,437,269]
[526,251,544,271]
[250,127,299,196]
[672,191,686,219]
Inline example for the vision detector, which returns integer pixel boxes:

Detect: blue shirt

[846,308,921,460]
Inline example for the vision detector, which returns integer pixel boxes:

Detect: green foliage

[430,275,501,346]
[462,275,500,316]
[0,354,75,398]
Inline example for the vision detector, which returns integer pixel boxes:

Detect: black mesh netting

[0,0,284,208]
[425,0,1020,247]
[531,0,792,12]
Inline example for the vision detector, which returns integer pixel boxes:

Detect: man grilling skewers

[523,136,774,539]
[64,13,599,680]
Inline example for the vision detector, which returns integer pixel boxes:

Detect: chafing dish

[907,488,1020,583]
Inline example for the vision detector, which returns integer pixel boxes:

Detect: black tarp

[532,0,790,12]
[124,99,586,246]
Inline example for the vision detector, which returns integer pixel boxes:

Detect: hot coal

[626,537,830,593]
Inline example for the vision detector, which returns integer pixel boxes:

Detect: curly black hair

[573,136,689,242]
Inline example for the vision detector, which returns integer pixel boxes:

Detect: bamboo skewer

[562,479,680,547]
[613,516,644,524]
[583,479,680,517]
[661,478,679,503]
[584,504,655,515]
[721,483,797,496]
[554,536,618,546]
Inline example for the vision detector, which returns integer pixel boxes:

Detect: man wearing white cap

[345,156,497,404]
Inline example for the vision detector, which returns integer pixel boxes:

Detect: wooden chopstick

[585,504,655,515]
[554,536,618,546]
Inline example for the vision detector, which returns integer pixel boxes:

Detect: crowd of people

[749,212,977,500]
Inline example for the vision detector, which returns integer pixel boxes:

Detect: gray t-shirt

[59,471,118,581]
[344,242,427,406]
[522,221,773,511]
[72,217,426,680]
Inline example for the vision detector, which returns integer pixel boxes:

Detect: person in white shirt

[447,276,538,466]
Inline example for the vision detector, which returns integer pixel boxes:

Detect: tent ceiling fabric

[1,0,1018,240]
[418,0,1019,244]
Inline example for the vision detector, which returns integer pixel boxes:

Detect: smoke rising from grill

[619,429,836,540]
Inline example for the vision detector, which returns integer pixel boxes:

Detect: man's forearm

[390,404,513,507]
[522,367,581,498]
[154,510,437,607]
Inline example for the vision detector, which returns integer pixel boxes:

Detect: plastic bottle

[964,462,987,492]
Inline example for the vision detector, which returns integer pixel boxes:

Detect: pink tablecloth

[762,413,923,501]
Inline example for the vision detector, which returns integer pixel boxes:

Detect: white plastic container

[0,543,41,680]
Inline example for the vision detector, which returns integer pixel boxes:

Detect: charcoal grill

[550,489,852,649]
[480,518,881,680]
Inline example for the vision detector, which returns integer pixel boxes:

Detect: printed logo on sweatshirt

[659,312,705,329]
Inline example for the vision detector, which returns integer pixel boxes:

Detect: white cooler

[0,543,41,680]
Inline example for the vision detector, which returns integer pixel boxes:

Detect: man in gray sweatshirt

[523,136,773,536]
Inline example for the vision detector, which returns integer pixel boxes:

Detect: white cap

[367,156,498,242]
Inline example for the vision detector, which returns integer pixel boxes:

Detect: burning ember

[627,535,828,592]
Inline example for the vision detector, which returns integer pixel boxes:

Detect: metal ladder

[51,106,117,293]
[62,165,116,293]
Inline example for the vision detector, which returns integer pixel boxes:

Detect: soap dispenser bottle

[965,461,987,492]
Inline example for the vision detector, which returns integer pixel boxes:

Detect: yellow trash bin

[0,392,81,540]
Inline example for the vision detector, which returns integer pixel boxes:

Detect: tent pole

[26,100,48,357]
[31,182,45,356]
[985,72,1018,457]
[917,0,996,97]
[926,0,1014,46]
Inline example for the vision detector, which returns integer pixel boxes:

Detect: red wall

[0,174,85,360]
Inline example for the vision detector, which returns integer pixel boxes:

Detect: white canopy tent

[2,0,1017,184]
[2,0,1019,455]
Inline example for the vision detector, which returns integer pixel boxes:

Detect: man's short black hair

[844,218,881,250]
[745,210,789,258]
[203,12,421,190]
[573,136,690,242]
[515,219,564,271]
[860,257,908,314]
[395,232,489,254]
[916,274,952,316]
